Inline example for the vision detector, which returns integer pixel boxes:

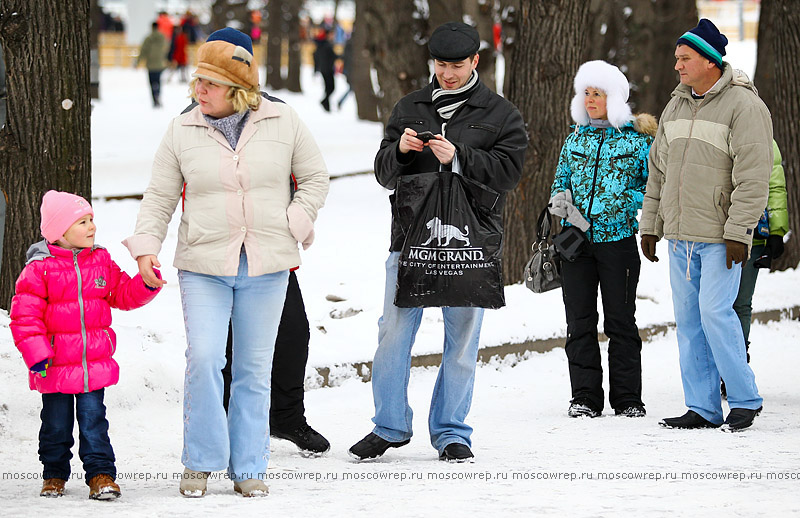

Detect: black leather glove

[725,239,747,269]
[640,234,659,262]
[767,234,785,260]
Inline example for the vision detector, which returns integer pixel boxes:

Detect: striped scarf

[431,71,480,121]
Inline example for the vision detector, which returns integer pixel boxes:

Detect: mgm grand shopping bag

[393,171,505,309]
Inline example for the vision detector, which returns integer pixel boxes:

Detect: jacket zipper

[678,97,705,236]
[104,329,114,354]
[586,130,606,243]
[73,250,90,393]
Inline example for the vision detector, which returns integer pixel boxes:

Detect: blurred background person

[136,22,168,108]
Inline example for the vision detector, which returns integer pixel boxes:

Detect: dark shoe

[348,433,410,460]
[88,474,121,500]
[439,443,474,463]
[615,404,646,417]
[272,423,331,455]
[41,478,66,497]
[720,406,762,432]
[568,398,601,418]
[659,410,719,429]
[720,379,727,400]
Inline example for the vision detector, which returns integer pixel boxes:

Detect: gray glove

[549,190,590,232]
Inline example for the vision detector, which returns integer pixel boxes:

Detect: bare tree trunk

[351,0,379,121]
[266,0,284,90]
[90,0,101,99]
[210,0,251,34]
[758,0,800,270]
[285,0,302,93]
[502,0,590,283]
[429,0,463,32]
[500,0,519,96]
[364,0,429,125]
[754,0,775,114]
[583,0,697,116]
[0,0,92,309]
[463,0,497,91]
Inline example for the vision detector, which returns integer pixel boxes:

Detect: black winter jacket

[374,80,528,251]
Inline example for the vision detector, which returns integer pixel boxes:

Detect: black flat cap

[428,22,480,62]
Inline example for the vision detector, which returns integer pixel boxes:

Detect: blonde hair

[188,77,262,113]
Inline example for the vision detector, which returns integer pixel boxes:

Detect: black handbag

[524,207,561,293]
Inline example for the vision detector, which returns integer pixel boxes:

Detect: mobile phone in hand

[415,131,436,143]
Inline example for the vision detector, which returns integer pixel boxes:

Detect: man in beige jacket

[639,19,771,432]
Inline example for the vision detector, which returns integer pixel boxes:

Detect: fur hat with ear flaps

[193,28,259,90]
[570,60,633,130]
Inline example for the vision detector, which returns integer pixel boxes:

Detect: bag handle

[536,206,555,242]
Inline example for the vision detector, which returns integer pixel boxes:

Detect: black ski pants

[222,270,311,431]
[560,236,643,412]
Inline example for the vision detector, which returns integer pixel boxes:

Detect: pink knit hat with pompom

[40,190,94,243]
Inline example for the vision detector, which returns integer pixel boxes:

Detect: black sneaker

[439,443,474,463]
[568,398,601,418]
[659,410,719,429]
[348,433,410,461]
[720,406,762,432]
[271,423,330,455]
[615,405,646,417]
[720,379,727,400]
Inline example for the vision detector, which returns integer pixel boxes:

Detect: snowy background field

[2,42,799,517]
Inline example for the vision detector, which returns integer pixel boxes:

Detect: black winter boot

[659,410,719,429]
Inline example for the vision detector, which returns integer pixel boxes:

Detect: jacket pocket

[399,118,429,131]
[713,185,731,224]
[467,123,499,133]
[104,329,115,355]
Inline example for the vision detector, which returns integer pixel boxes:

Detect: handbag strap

[536,206,555,242]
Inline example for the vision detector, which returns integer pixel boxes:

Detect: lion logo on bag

[420,217,471,247]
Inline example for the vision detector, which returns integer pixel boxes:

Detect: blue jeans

[667,241,762,424]
[371,252,484,453]
[179,251,288,482]
[39,389,115,484]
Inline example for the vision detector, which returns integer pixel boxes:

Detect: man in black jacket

[349,22,527,463]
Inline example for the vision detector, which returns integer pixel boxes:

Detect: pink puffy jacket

[10,241,161,394]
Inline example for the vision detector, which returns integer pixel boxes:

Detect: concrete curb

[313,305,800,388]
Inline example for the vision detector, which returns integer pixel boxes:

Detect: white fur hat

[570,60,633,129]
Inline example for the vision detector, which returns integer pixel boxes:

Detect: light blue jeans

[178,252,288,482]
[668,240,762,424]
[371,252,484,453]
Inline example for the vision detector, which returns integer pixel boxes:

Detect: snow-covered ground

[2,45,798,516]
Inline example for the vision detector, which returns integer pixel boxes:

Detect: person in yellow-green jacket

[732,140,789,357]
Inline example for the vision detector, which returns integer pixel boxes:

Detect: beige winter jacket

[123,100,329,276]
[640,65,772,245]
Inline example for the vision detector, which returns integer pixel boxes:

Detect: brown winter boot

[40,478,67,497]
[87,474,121,500]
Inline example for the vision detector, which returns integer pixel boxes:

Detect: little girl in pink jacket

[9,191,161,500]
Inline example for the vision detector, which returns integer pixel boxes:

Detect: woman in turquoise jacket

[550,60,656,419]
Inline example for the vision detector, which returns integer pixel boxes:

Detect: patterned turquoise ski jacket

[551,114,656,243]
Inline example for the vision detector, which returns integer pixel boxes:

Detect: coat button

[237,189,243,195]
[233,155,239,161]
[241,226,246,232]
